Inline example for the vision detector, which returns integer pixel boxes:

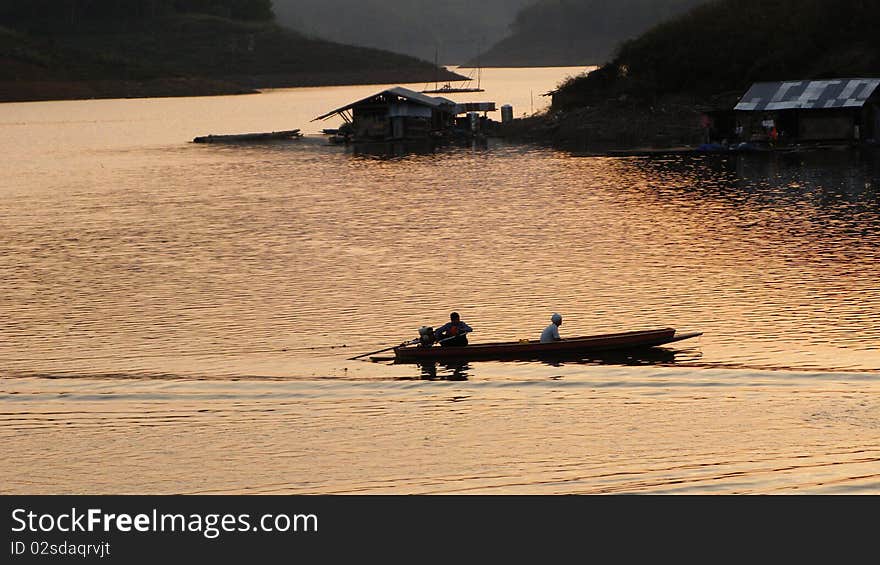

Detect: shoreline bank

[494,97,708,151]
[492,97,879,157]
[0,68,466,104]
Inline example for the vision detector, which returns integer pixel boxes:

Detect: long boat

[391,328,702,362]
[192,129,302,143]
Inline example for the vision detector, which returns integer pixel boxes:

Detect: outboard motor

[418,326,436,347]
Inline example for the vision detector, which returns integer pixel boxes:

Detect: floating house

[731,78,880,144]
[313,86,496,142]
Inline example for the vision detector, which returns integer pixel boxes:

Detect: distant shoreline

[457,63,598,69]
[493,96,707,152]
[0,68,467,104]
[494,105,880,157]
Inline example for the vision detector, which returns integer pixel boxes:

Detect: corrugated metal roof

[387,86,455,108]
[735,79,880,111]
[313,87,456,121]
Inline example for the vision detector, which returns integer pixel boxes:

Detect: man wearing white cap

[540,313,563,343]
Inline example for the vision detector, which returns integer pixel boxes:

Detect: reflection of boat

[391,328,702,362]
[533,346,680,367]
[379,348,683,371]
[415,361,471,381]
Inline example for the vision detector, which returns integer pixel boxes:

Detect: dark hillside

[273,0,532,64]
[497,0,880,151]
[468,0,707,67]
[553,0,880,108]
[0,0,276,30]
[0,1,463,102]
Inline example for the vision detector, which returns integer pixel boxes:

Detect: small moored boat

[192,129,302,143]
[392,328,702,362]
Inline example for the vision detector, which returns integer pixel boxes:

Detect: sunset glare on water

[2,69,879,494]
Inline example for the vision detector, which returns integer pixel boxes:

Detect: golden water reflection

[2,87,879,494]
[1,136,879,377]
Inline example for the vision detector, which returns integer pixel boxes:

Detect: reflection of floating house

[732,79,880,143]
[312,86,496,142]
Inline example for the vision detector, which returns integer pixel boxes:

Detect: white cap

[551,313,562,324]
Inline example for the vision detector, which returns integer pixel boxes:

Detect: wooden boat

[421,48,484,94]
[422,83,485,94]
[392,328,702,362]
[193,129,301,143]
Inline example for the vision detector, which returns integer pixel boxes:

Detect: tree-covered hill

[0,0,463,102]
[1,0,276,29]
[552,0,880,108]
[468,0,707,67]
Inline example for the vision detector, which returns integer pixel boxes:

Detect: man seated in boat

[434,312,473,347]
[540,313,563,343]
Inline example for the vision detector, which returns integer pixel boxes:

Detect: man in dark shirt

[434,312,473,347]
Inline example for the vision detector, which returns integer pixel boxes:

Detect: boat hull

[393,328,701,362]
[193,129,301,143]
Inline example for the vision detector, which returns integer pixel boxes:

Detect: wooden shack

[733,79,880,144]
[313,86,496,142]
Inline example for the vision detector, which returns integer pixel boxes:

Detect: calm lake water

[1,68,879,494]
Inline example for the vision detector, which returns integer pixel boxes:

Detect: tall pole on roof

[477,36,484,90]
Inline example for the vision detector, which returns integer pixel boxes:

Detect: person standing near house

[700,114,712,144]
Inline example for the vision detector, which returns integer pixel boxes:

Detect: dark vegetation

[553,0,880,108]
[469,0,706,67]
[0,0,463,102]
[0,0,275,29]
[497,0,880,150]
